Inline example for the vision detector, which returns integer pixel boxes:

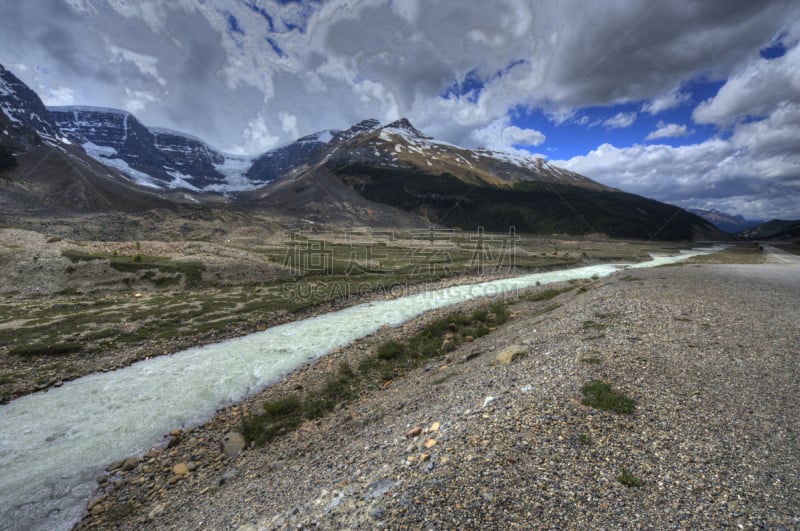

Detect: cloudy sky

[1,0,799,220]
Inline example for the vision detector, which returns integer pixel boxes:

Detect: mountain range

[687,208,762,234]
[0,63,727,240]
[738,219,800,240]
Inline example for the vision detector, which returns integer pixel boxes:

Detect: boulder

[121,456,139,472]
[221,431,246,457]
[496,344,527,365]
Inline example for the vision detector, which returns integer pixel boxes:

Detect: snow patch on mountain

[166,171,201,192]
[82,141,118,158]
[0,103,22,124]
[210,155,261,192]
[82,141,160,189]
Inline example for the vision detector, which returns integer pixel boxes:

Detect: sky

[1,0,799,220]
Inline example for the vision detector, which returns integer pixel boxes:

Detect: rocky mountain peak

[0,64,65,146]
[383,118,426,138]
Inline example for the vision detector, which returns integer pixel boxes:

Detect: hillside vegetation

[337,164,715,240]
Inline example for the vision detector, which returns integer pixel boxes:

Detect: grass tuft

[581,380,636,414]
[376,340,405,360]
[618,468,643,487]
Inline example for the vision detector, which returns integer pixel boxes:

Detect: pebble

[405,427,422,438]
[121,456,138,472]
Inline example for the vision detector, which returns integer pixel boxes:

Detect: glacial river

[0,248,718,530]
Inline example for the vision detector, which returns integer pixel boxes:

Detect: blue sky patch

[442,60,526,103]
[442,69,484,102]
[760,34,786,59]
[506,78,726,158]
[227,14,245,35]
[242,1,275,31]
[266,36,287,58]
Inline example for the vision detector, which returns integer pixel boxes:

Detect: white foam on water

[0,248,720,530]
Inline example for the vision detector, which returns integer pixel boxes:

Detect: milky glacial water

[0,249,717,530]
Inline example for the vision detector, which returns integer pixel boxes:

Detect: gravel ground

[78,258,800,529]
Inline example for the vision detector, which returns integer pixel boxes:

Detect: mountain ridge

[688,208,763,234]
[0,63,726,241]
[44,100,614,196]
[738,219,800,240]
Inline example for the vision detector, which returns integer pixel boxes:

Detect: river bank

[0,269,521,404]
[77,257,799,529]
[11,257,694,530]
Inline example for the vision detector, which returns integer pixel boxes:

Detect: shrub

[471,308,489,322]
[376,340,405,360]
[239,393,304,445]
[262,393,302,417]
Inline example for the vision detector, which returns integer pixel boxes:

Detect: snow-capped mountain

[45,104,613,195]
[321,117,613,191]
[49,107,260,192]
[245,129,335,184]
[0,66,198,216]
[3,62,612,202]
[0,64,71,149]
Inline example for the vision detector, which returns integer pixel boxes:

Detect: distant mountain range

[687,208,799,240]
[0,63,726,241]
[687,208,763,234]
[738,219,800,240]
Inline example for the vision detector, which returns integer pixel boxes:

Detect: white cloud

[239,112,280,154]
[108,45,166,86]
[501,125,546,146]
[645,121,692,141]
[693,42,800,125]
[603,112,637,129]
[642,89,690,115]
[553,104,800,219]
[69,0,794,153]
[40,85,75,106]
[470,116,545,154]
[278,111,299,138]
[731,101,800,161]
[123,87,157,113]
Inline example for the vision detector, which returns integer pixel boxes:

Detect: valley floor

[78,252,799,529]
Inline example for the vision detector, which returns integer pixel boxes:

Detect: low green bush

[581,380,636,414]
